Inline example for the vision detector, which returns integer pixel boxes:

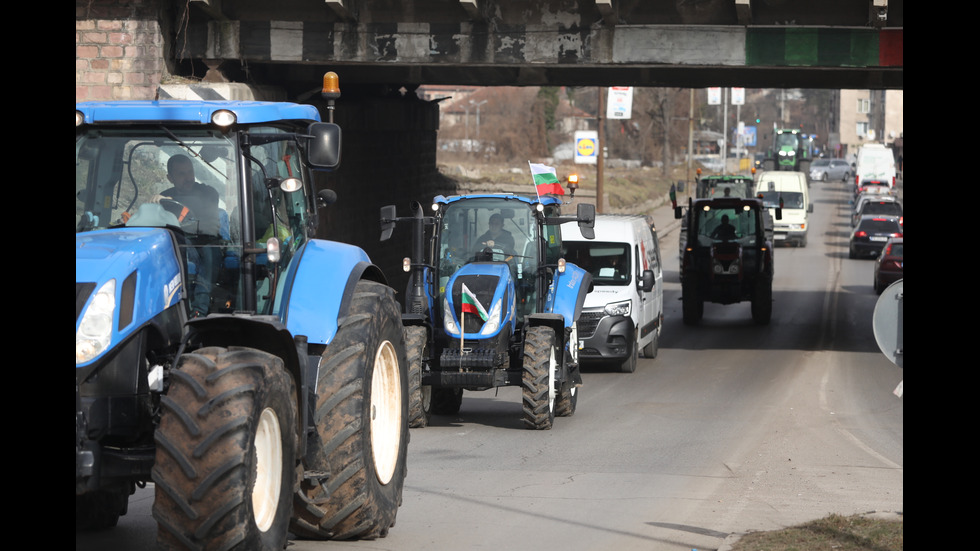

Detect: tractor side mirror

[380,205,397,241]
[307,122,342,169]
[576,203,596,240]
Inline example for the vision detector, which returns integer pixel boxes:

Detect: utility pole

[597,87,605,213]
[687,89,694,196]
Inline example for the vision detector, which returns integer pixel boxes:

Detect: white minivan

[854,143,897,189]
[560,214,664,373]
[755,170,811,247]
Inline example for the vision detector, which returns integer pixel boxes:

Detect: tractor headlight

[480,300,503,336]
[443,297,459,334]
[604,300,631,317]
[76,279,116,364]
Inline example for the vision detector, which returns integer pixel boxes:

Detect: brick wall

[76,0,166,101]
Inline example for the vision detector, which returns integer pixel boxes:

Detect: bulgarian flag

[460,283,489,322]
[529,162,565,196]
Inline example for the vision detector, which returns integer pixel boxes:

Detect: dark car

[873,237,903,294]
[849,215,903,259]
[851,198,903,228]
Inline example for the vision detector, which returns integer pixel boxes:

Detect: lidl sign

[575,130,598,165]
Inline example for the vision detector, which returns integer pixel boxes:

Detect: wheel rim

[252,407,283,533]
[371,340,402,485]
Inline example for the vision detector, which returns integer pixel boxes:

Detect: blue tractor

[380,193,595,430]
[75,75,409,549]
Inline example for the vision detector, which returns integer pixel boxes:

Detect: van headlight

[76,279,116,364]
[604,300,631,317]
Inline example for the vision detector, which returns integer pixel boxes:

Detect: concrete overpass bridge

[171,0,902,96]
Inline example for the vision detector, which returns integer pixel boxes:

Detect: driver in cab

[150,154,222,317]
[476,213,514,252]
[151,154,221,237]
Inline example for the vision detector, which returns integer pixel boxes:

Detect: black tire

[431,387,463,415]
[403,326,432,428]
[752,278,773,325]
[642,323,660,359]
[76,489,129,531]
[290,280,408,541]
[556,321,579,417]
[152,346,298,551]
[555,384,578,417]
[522,326,557,430]
[619,342,637,373]
[682,281,703,325]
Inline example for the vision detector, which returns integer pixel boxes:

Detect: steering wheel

[158,198,196,225]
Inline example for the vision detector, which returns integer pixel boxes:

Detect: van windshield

[757,191,804,209]
[562,241,631,285]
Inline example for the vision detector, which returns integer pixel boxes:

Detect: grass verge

[727,513,902,551]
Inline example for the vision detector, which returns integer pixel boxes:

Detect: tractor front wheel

[152,346,297,551]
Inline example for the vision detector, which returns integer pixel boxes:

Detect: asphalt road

[76,175,903,551]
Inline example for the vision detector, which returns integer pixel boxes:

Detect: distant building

[836,90,903,159]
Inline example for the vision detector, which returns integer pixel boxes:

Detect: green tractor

[762,128,812,174]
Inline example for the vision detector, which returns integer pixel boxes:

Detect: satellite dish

[872,280,903,368]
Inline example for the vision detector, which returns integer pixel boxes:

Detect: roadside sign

[607,87,633,119]
[708,87,721,105]
[575,130,598,165]
[732,87,745,105]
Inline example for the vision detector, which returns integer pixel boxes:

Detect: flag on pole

[460,283,489,322]
[529,162,565,196]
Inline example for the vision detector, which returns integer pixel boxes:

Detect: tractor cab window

[436,197,537,301]
[75,128,243,316]
[696,205,758,246]
[243,126,314,315]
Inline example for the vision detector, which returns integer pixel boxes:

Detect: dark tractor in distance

[675,197,779,325]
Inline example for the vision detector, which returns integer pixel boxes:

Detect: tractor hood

[76,228,183,367]
[443,262,516,340]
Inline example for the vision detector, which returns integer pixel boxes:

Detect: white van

[854,143,896,189]
[755,170,810,247]
[560,214,664,373]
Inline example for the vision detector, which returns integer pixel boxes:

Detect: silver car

[809,158,851,182]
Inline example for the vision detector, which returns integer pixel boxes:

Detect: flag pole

[529,161,541,200]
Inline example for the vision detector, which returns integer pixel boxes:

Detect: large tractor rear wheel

[404,326,432,428]
[152,347,298,551]
[290,280,408,540]
[522,326,557,430]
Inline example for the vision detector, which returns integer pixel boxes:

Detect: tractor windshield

[695,204,759,247]
[76,126,314,317]
[435,197,539,319]
[775,132,799,150]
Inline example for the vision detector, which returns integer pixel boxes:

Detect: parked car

[873,237,903,294]
[851,197,903,228]
[849,215,903,259]
[809,158,851,182]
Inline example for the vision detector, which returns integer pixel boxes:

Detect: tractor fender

[281,239,387,347]
[543,262,593,328]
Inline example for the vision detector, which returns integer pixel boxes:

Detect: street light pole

[470,99,487,145]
